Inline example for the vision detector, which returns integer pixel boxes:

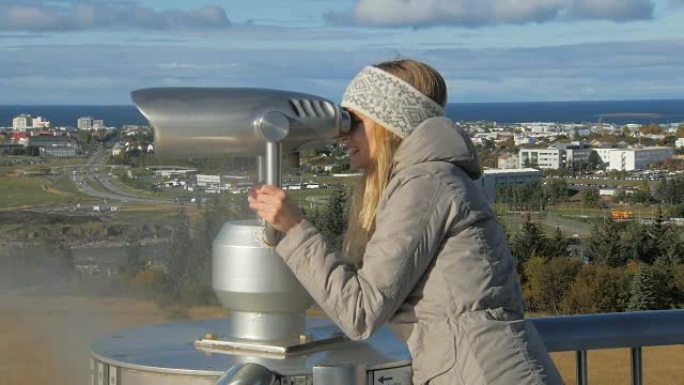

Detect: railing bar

[576,350,588,385]
[631,347,643,385]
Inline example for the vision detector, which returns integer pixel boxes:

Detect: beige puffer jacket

[276,116,564,385]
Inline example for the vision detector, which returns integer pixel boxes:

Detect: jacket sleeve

[276,174,451,340]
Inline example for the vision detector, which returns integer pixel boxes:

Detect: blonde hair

[342,59,447,266]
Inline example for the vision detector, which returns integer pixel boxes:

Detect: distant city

[1,103,683,204]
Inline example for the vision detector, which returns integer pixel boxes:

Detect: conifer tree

[510,214,548,277]
[548,226,570,258]
[585,219,626,267]
[628,264,658,311]
[319,188,348,249]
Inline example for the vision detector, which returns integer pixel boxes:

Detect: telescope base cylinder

[230,311,305,341]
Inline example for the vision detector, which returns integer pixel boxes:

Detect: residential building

[11,132,28,144]
[93,119,105,129]
[478,168,542,202]
[32,116,50,129]
[521,122,559,134]
[77,116,94,130]
[514,135,536,146]
[604,147,673,171]
[497,153,519,169]
[12,114,32,131]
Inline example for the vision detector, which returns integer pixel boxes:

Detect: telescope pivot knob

[254,111,290,142]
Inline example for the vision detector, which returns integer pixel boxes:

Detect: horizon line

[2,97,684,107]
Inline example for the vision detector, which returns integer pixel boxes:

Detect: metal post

[576,350,588,385]
[256,155,265,184]
[631,347,643,385]
[265,142,281,188]
[262,141,282,246]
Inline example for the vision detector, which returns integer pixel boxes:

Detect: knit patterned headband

[341,66,445,138]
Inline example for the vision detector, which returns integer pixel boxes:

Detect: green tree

[654,174,684,205]
[509,215,548,277]
[543,179,569,204]
[672,263,684,308]
[497,183,545,211]
[587,150,603,170]
[623,213,666,265]
[318,188,348,249]
[547,226,570,258]
[627,264,658,311]
[581,188,600,208]
[660,224,684,265]
[308,188,349,249]
[675,124,684,138]
[585,219,627,267]
[560,264,631,314]
[523,256,583,314]
[639,124,663,135]
[652,258,683,309]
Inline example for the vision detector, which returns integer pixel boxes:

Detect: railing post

[630,347,643,385]
[576,350,588,385]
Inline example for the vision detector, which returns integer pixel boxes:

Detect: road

[75,147,174,205]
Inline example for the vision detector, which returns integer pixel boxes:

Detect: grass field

[551,347,684,385]
[0,176,79,209]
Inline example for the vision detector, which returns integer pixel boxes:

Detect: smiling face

[341,109,375,171]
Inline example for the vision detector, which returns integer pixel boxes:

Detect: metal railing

[530,309,684,385]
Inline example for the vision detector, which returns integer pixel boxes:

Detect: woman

[248,59,563,385]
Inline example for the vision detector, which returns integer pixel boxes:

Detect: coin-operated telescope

[132,87,352,246]
[89,88,412,385]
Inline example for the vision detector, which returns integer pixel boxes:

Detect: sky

[1,0,683,104]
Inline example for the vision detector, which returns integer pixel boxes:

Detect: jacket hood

[393,116,482,180]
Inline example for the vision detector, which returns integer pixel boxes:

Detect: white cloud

[0,2,230,31]
[327,0,654,27]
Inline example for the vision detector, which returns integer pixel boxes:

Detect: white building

[594,148,617,166]
[93,119,105,129]
[32,116,50,129]
[605,147,673,171]
[518,142,591,169]
[477,168,543,202]
[196,174,222,188]
[514,135,536,146]
[77,116,94,130]
[676,138,684,149]
[519,148,562,169]
[497,153,519,169]
[521,122,559,134]
[12,114,32,131]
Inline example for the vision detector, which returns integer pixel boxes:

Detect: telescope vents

[289,99,335,119]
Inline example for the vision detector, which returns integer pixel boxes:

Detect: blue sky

[1,0,683,104]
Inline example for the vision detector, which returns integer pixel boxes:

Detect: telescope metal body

[90,87,413,385]
[131,87,350,158]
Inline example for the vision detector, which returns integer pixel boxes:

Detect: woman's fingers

[247,184,304,233]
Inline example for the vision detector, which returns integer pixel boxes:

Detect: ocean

[1,99,683,127]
